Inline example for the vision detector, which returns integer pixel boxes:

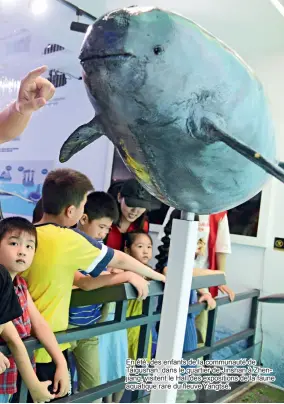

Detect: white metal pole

[150,212,198,403]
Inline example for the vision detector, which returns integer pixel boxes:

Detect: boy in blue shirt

[69,192,148,398]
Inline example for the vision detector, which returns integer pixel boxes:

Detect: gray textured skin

[258,295,284,303]
[59,6,282,214]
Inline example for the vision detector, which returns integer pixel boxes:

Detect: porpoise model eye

[153,45,164,55]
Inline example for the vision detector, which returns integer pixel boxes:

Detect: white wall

[0,0,113,193]
[257,55,284,387]
[221,56,284,384]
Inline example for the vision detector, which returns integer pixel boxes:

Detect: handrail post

[131,296,156,402]
[247,295,259,358]
[114,300,128,322]
[204,308,218,361]
[150,212,198,403]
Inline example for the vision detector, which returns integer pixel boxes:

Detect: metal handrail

[0,277,259,403]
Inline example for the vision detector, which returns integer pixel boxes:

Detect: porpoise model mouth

[80,53,134,62]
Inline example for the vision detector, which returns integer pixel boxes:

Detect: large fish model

[59,6,284,214]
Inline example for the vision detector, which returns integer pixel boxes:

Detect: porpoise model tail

[258,294,284,303]
[202,118,284,184]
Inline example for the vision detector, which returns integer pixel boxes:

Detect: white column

[150,212,198,403]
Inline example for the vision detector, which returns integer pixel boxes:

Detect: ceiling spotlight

[270,0,284,17]
[30,0,47,15]
[70,22,89,33]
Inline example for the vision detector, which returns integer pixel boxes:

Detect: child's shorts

[69,325,100,392]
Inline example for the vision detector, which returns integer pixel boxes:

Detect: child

[70,191,149,404]
[156,208,230,348]
[21,169,165,396]
[0,267,21,377]
[0,266,22,331]
[0,217,70,403]
[124,230,154,362]
[0,266,56,403]
[0,266,22,393]
[158,208,234,299]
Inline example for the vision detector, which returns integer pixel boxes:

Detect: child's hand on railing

[198,292,216,311]
[53,361,70,398]
[29,380,55,403]
[128,273,150,300]
[218,285,235,301]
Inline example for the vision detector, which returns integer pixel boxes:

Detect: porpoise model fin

[201,118,284,184]
[59,116,105,163]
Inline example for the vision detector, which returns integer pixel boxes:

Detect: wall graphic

[0,160,53,219]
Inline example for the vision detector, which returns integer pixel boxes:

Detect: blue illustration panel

[0,161,53,218]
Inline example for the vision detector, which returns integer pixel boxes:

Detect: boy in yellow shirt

[22,168,165,397]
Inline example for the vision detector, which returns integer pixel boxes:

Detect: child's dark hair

[32,199,43,224]
[42,168,93,215]
[155,210,181,273]
[155,210,199,272]
[84,192,119,222]
[0,217,38,249]
[125,229,153,249]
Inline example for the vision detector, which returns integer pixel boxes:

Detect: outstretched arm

[163,266,223,277]
[216,253,235,301]
[0,66,55,144]
[74,270,149,299]
[1,321,55,402]
[109,250,165,282]
[27,292,70,398]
